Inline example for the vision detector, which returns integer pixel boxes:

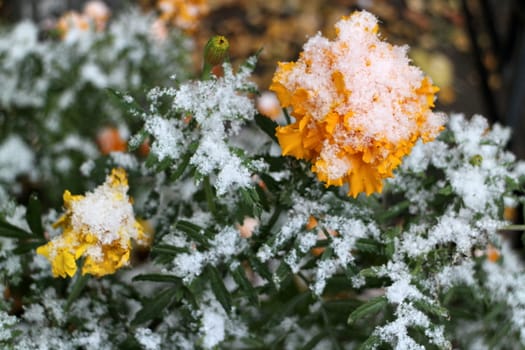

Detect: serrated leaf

[132,274,180,284]
[232,264,259,306]
[347,296,387,324]
[207,265,232,313]
[0,219,32,238]
[26,193,44,237]
[131,287,177,326]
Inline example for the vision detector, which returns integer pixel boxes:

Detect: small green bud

[204,35,230,67]
[469,154,483,166]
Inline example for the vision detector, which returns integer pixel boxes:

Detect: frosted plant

[1,6,525,350]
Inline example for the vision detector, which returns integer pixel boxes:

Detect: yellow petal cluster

[270,11,445,197]
[157,0,208,34]
[37,168,145,278]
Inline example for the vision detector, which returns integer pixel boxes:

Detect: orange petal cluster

[56,1,110,38]
[157,0,209,34]
[270,11,445,197]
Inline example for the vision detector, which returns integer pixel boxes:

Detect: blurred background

[1,0,524,157]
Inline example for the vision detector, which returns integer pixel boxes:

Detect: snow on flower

[36,168,145,278]
[269,10,445,197]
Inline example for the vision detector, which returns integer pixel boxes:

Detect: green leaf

[274,262,291,285]
[254,113,278,142]
[151,244,189,256]
[248,256,276,291]
[347,296,387,324]
[13,240,46,254]
[437,185,453,196]
[358,267,379,278]
[131,287,177,326]
[65,273,89,312]
[106,88,144,114]
[174,220,210,247]
[128,129,148,152]
[355,238,383,254]
[357,334,381,350]
[207,265,232,313]
[376,200,410,222]
[239,187,262,217]
[231,264,259,306]
[170,143,198,182]
[268,291,311,327]
[487,320,513,349]
[0,219,32,238]
[301,331,328,350]
[144,153,159,169]
[26,193,44,237]
[132,274,180,284]
[240,336,267,348]
[203,176,217,216]
[413,299,449,319]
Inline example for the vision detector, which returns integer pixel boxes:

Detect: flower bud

[469,154,483,166]
[204,35,229,67]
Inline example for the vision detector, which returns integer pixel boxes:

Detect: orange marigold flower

[157,0,209,34]
[269,11,446,197]
[486,244,500,263]
[96,126,127,155]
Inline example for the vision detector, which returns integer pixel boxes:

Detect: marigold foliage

[270,11,446,197]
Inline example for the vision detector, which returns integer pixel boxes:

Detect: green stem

[499,224,525,231]
[283,108,292,124]
[65,271,89,312]
[203,176,217,217]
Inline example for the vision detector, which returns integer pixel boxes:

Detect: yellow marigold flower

[56,11,90,39]
[269,11,446,197]
[157,0,209,34]
[36,168,144,278]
